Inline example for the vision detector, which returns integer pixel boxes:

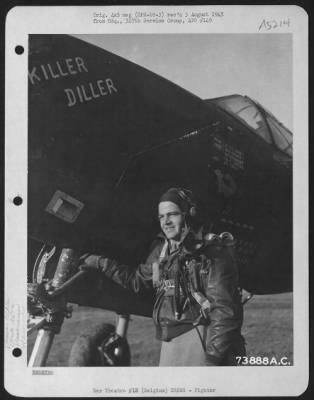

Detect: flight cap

[159,187,197,216]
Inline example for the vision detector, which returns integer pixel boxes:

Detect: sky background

[75,34,292,130]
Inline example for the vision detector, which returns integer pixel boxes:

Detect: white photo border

[4,5,308,397]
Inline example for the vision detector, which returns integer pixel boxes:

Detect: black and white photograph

[4,5,308,397]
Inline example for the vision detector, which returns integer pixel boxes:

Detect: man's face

[158,201,186,241]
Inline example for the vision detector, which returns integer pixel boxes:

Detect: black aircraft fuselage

[28,35,292,316]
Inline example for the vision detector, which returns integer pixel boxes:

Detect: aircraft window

[214,96,272,144]
[266,117,292,156]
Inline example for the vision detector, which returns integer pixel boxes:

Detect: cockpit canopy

[210,95,292,156]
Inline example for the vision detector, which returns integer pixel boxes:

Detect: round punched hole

[13,196,23,206]
[15,45,24,55]
[12,348,22,357]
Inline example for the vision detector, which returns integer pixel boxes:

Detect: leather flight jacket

[151,231,241,342]
[94,228,245,364]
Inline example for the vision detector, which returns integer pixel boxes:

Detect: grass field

[28,292,293,366]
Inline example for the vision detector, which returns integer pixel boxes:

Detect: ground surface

[28,292,293,366]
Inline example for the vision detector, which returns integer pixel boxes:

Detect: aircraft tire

[68,322,130,366]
